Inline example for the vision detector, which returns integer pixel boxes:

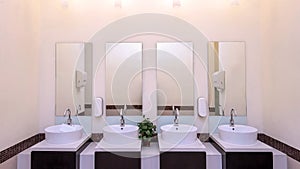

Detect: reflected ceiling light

[115,0,122,8]
[61,0,69,8]
[173,0,181,7]
[230,0,240,6]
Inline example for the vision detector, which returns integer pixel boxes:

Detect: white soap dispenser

[198,97,208,117]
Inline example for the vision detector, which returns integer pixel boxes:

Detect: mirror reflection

[105,43,143,116]
[55,42,93,116]
[208,41,246,116]
[157,42,194,116]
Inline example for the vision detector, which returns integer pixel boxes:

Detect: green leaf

[138,116,157,138]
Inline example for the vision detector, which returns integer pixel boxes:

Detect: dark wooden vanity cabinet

[95,151,141,169]
[224,152,273,169]
[31,141,90,169]
[31,151,77,169]
[211,142,273,169]
[160,152,206,169]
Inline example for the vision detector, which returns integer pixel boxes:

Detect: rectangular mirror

[157,42,194,115]
[105,43,142,116]
[55,42,93,116]
[208,41,246,116]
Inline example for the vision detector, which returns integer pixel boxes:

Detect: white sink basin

[160,124,198,145]
[102,125,138,144]
[45,124,83,144]
[218,124,258,146]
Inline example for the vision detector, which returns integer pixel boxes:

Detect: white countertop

[95,139,142,152]
[158,134,206,152]
[31,134,90,152]
[211,134,274,152]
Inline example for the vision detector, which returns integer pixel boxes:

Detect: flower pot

[142,139,151,147]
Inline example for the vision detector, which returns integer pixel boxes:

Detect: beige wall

[261,0,300,168]
[0,0,40,168]
[38,0,264,132]
[3,0,300,168]
[0,157,17,169]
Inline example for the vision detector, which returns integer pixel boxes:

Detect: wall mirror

[55,42,93,117]
[208,41,246,116]
[105,43,143,116]
[157,42,194,116]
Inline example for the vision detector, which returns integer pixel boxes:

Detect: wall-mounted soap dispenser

[95,97,103,117]
[212,71,225,91]
[198,97,208,117]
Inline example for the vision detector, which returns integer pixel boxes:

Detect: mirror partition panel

[208,41,246,116]
[157,42,194,116]
[105,43,143,116]
[55,42,93,133]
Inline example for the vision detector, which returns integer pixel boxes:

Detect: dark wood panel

[210,140,273,169]
[226,152,273,169]
[160,152,206,169]
[31,141,91,169]
[95,152,141,169]
[31,151,76,169]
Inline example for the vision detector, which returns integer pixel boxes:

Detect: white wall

[261,0,300,168]
[0,0,40,168]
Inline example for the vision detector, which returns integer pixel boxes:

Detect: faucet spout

[229,108,237,127]
[174,107,179,126]
[120,106,125,127]
[64,108,72,125]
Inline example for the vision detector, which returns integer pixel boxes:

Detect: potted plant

[137,115,157,147]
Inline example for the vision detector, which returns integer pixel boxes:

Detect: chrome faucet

[120,104,127,127]
[229,108,237,127]
[173,106,179,126]
[64,108,72,125]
